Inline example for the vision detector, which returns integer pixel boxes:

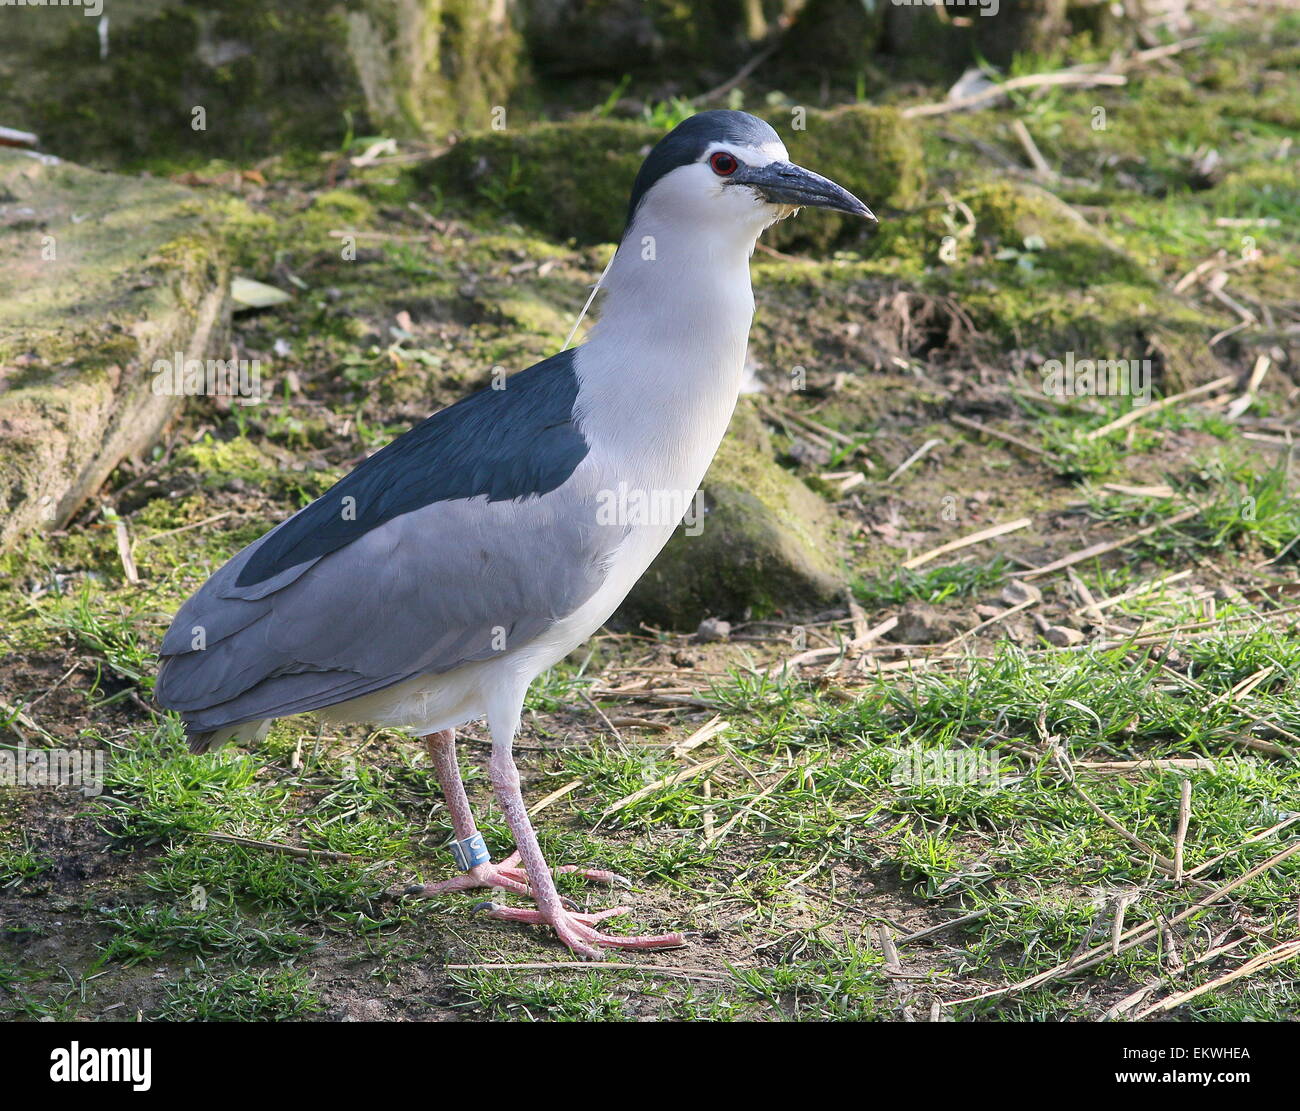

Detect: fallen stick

[1104,935,1249,1019]
[600,753,729,818]
[0,125,38,148]
[1226,354,1272,421]
[705,766,798,847]
[885,438,943,483]
[111,515,140,586]
[945,837,1300,1008]
[1010,118,1054,178]
[1074,758,1216,775]
[950,413,1049,458]
[1013,506,1201,580]
[1132,937,1300,1019]
[1173,778,1192,883]
[670,714,729,759]
[1085,375,1235,440]
[902,517,1032,570]
[1079,569,1194,615]
[767,616,898,676]
[194,831,353,860]
[903,71,1127,118]
[1186,814,1300,879]
[527,779,582,817]
[941,597,1037,649]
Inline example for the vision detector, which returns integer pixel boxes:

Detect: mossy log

[0,150,231,552]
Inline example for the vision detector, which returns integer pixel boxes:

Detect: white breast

[328,191,764,735]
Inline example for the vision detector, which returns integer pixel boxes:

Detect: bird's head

[624,109,876,239]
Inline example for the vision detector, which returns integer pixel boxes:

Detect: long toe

[473,901,630,927]
[474,902,685,957]
[404,864,532,899]
[553,864,634,889]
[495,850,634,889]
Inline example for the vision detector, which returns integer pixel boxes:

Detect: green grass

[2,11,1297,1024]
[852,558,1012,608]
[152,964,321,1021]
[0,838,53,888]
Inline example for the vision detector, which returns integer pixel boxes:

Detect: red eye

[709,151,738,176]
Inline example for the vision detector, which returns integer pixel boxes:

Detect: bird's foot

[474,901,686,959]
[405,850,631,901]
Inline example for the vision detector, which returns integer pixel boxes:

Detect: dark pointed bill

[731,160,877,221]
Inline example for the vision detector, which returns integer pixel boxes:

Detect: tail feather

[184,719,271,754]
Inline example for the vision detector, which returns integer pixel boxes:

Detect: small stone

[787,436,831,468]
[890,602,962,645]
[1000,581,1042,606]
[1044,625,1085,647]
[695,617,731,643]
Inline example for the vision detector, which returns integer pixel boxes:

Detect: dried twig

[946,838,1300,1008]
[1132,937,1300,1019]
[194,831,352,860]
[885,438,943,483]
[1010,118,1054,178]
[1014,507,1201,580]
[0,125,38,148]
[902,517,1032,570]
[1085,376,1235,440]
[950,413,1049,458]
[1173,778,1192,884]
[1186,814,1300,879]
[903,71,1127,119]
[600,754,729,819]
[767,617,898,677]
[527,779,583,817]
[671,715,729,759]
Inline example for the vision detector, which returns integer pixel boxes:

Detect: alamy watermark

[50,1042,150,1091]
[889,746,1007,791]
[152,351,263,404]
[1,0,103,14]
[1041,352,1152,407]
[1,742,104,796]
[889,0,1001,17]
[595,483,706,536]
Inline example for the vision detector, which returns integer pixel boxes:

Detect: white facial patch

[629,136,795,240]
[702,139,789,167]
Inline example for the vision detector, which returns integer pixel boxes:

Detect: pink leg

[482,734,684,959]
[406,729,530,898]
[407,731,624,901]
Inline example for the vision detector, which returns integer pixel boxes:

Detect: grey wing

[155,485,618,737]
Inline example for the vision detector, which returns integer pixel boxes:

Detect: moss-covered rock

[420,119,655,244]
[912,180,1237,391]
[421,105,922,250]
[0,0,524,168]
[619,402,846,628]
[0,149,232,552]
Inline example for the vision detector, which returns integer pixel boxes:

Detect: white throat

[572,195,768,486]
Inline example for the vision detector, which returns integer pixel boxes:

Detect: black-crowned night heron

[156,110,875,958]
